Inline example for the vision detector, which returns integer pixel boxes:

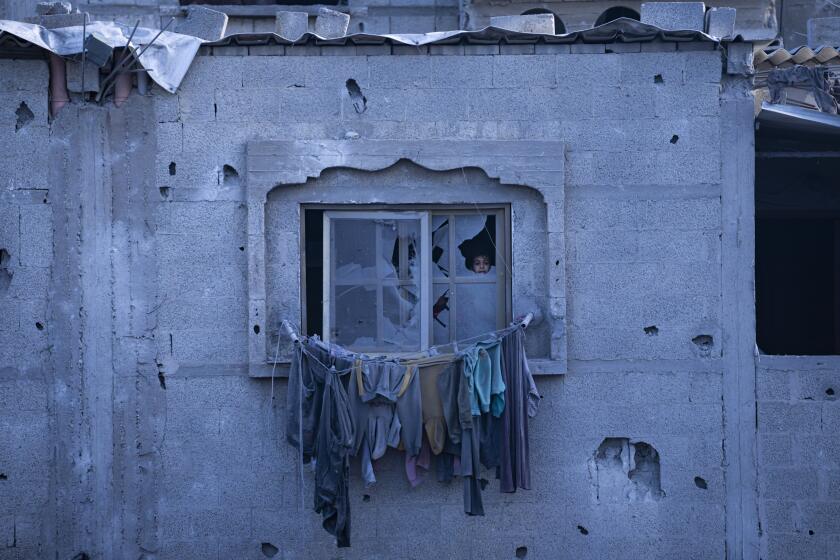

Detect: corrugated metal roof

[207,18,720,47]
[756,45,840,70]
[0,17,722,55]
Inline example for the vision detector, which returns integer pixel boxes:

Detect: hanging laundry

[462,339,506,418]
[282,316,539,547]
[348,359,422,487]
[498,326,541,493]
[286,339,356,547]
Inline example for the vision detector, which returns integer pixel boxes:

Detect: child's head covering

[458,215,496,271]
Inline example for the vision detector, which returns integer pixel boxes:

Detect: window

[755,156,840,355]
[303,206,510,353]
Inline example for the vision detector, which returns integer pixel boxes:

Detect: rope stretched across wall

[279,311,534,359]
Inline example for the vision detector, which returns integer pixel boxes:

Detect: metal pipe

[47,53,70,118]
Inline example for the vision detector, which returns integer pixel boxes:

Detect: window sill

[756,354,840,370]
[248,358,566,378]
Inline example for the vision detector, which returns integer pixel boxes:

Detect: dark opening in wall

[755,152,840,355]
[521,8,566,33]
[0,248,12,293]
[594,6,640,26]
[15,101,34,132]
[304,208,324,338]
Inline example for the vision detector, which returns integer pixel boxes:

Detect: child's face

[472,255,490,274]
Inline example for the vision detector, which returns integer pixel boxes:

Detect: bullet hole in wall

[577,525,589,535]
[826,387,835,399]
[591,438,664,503]
[644,325,658,336]
[159,186,171,200]
[694,476,707,489]
[654,74,664,84]
[670,135,679,144]
[0,473,7,480]
[0,249,12,293]
[15,101,34,132]
[261,542,279,558]
[35,322,44,331]
[346,79,367,114]
[362,494,371,502]
[70,553,90,560]
[692,334,714,356]
[515,546,528,558]
[254,324,261,335]
[168,162,176,176]
[239,246,245,252]
[222,164,240,188]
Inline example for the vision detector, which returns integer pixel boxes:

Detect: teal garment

[461,340,506,417]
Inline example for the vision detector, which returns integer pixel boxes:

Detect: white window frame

[322,210,431,351]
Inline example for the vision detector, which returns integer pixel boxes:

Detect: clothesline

[278,312,534,374]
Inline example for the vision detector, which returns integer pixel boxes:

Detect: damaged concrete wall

[756,356,840,558]
[137,44,731,558]
[2,41,761,558]
[0,58,54,560]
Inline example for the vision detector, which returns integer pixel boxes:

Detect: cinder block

[24,12,85,28]
[305,56,369,88]
[706,7,736,39]
[65,60,99,93]
[314,7,350,39]
[641,41,677,52]
[463,44,499,56]
[215,88,280,122]
[278,87,339,122]
[759,433,794,465]
[489,14,555,35]
[570,43,605,54]
[762,468,820,500]
[275,11,308,41]
[494,55,556,87]
[758,402,822,433]
[500,43,535,55]
[757,367,791,400]
[369,56,430,88]
[0,60,49,92]
[726,42,754,75]
[18,204,51,267]
[807,17,840,47]
[430,56,492,88]
[641,2,706,31]
[36,1,71,15]
[175,6,229,41]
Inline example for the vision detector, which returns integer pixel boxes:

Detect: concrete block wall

[0,58,53,560]
[137,44,732,558]
[756,356,840,558]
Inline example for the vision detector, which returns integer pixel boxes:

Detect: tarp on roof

[0,19,202,92]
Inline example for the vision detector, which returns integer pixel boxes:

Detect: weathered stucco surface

[0,43,818,560]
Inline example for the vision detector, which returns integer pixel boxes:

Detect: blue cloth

[461,339,506,418]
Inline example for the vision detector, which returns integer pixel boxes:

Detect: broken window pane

[432,283,450,345]
[328,214,424,352]
[332,284,378,349]
[431,215,450,278]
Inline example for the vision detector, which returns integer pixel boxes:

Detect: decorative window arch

[245,139,567,376]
